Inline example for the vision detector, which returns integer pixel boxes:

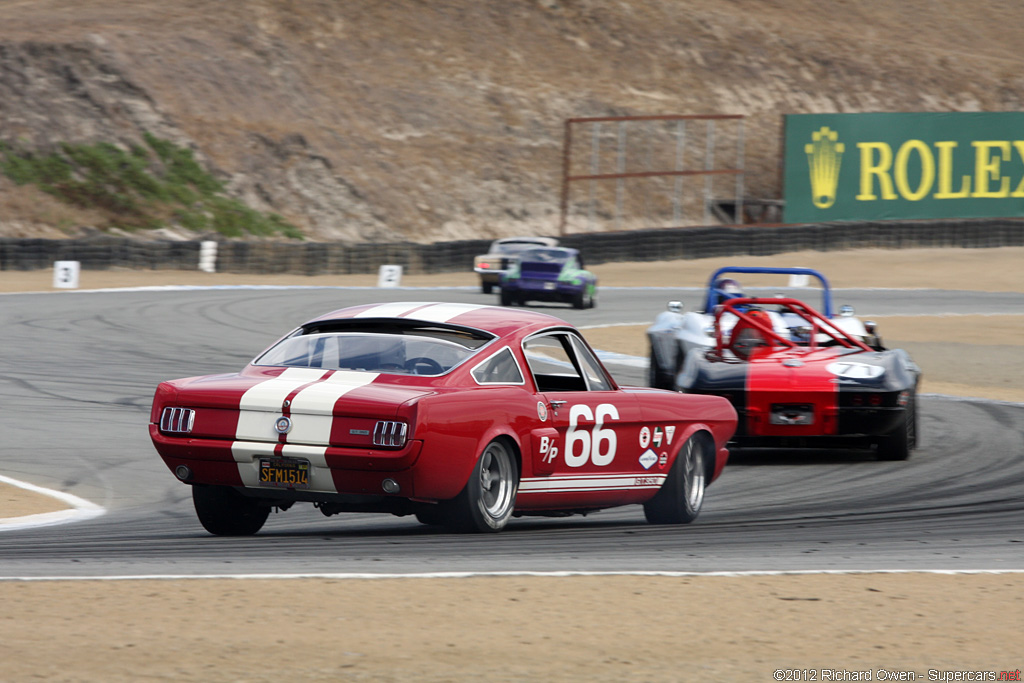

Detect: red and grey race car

[675,296,921,460]
[150,302,736,534]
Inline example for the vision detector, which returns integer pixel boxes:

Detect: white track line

[0,474,105,531]
[1,569,1023,581]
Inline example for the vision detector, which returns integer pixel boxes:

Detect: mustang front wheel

[447,439,519,532]
[643,434,706,524]
[192,484,270,536]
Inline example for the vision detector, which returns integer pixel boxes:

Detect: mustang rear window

[254,332,479,376]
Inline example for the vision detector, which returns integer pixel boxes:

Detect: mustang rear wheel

[192,484,270,536]
[446,439,519,532]
[643,434,706,524]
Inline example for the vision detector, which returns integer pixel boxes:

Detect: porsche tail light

[373,421,408,448]
[160,407,195,434]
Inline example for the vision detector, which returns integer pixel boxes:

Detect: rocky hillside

[1,0,1021,242]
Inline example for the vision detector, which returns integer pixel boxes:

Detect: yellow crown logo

[805,126,845,209]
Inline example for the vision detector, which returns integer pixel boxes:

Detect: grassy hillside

[0,0,1021,241]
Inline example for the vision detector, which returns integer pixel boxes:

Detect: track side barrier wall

[1,220,1022,275]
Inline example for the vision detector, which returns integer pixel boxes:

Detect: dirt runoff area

[1,246,1023,681]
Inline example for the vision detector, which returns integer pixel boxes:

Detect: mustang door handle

[549,399,567,415]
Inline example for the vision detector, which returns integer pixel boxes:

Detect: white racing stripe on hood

[287,371,380,444]
[236,367,328,441]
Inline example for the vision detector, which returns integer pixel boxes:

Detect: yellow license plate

[258,458,310,489]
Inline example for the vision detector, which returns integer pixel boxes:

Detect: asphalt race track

[1,285,1022,577]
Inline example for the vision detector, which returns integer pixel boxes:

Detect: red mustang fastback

[150,302,736,534]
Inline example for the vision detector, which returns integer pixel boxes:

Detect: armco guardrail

[2,220,1023,275]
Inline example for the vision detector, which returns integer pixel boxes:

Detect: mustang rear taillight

[373,421,408,448]
[160,407,195,434]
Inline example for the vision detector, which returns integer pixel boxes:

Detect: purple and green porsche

[498,247,597,309]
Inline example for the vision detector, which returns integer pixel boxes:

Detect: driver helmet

[714,278,744,304]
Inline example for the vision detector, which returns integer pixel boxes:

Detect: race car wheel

[500,288,515,306]
[572,289,587,309]
[643,434,706,525]
[877,391,916,461]
[482,282,493,294]
[414,506,446,526]
[446,439,519,533]
[647,347,676,390]
[192,484,270,536]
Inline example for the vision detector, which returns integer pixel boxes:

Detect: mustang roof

[307,302,573,337]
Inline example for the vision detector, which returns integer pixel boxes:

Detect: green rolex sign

[783,112,1024,223]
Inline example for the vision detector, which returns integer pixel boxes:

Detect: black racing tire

[414,506,446,526]
[877,391,916,461]
[643,434,707,525]
[443,439,519,533]
[482,281,493,294]
[572,289,586,309]
[192,484,270,536]
[500,288,515,306]
[587,289,597,309]
[648,347,676,390]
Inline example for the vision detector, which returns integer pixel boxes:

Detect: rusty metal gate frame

[558,114,745,236]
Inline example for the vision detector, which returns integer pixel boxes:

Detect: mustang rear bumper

[150,426,427,499]
[505,280,582,302]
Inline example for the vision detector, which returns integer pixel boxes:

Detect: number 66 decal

[565,403,619,467]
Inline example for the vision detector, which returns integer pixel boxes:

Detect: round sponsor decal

[537,401,548,422]
[274,416,292,434]
[826,361,885,380]
[639,426,651,449]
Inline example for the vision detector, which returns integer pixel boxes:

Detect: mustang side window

[470,347,526,385]
[523,333,587,392]
[569,335,613,391]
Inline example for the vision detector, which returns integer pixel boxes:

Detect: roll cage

[711,297,872,361]
[702,266,835,317]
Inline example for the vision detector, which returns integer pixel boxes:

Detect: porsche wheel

[446,439,519,532]
[192,484,270,536]
[877,391,916,461]
[643,434,706,524]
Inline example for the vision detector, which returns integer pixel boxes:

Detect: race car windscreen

[254,332,479,376]
[520,248,570,263]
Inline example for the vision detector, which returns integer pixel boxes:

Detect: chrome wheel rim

[478,442,515,520]
[682,439,705,512]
